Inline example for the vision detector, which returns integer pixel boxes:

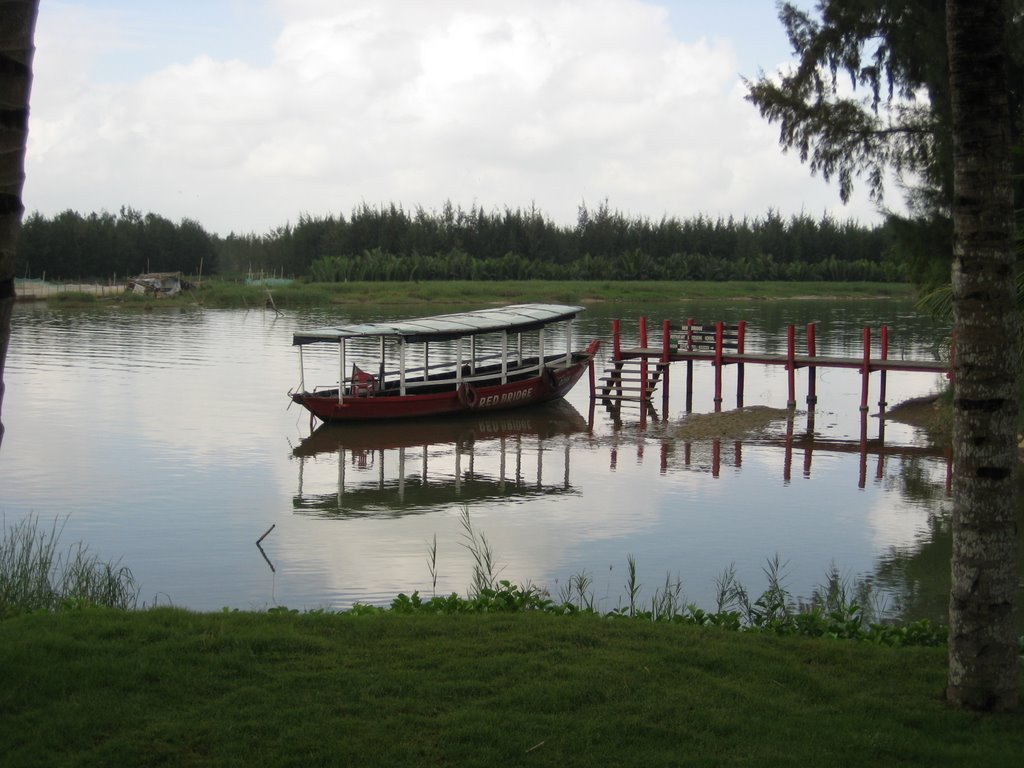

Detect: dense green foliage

[19,206,217,281]
[363,580,952,650]
[746,0,1023,287]
[19,202,904,283]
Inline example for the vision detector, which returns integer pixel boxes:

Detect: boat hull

[292,354,593,423]
[292,398,590,457]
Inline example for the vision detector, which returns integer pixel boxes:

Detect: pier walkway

[596,318,949,413]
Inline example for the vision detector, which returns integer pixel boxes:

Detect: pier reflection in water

[592,398,966,625]
[292,400,591,517]
[601,400,951,490]
[680,415,950,491]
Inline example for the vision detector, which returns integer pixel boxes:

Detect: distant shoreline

[16,278,915,309]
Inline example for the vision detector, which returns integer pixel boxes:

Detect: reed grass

[458,506,501,597]
[405,511,958,648]
[0,515,139,616]
[557,571,596,611]
[45,290,98,304]
[624,552,641,617]
[426,533,439,597]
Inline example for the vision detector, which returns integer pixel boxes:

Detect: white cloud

[24,0,883,235]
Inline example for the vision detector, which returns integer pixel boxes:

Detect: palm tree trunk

[0,0,39,449]
[946,0,1019,712]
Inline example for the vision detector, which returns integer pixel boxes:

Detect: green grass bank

[37,279,914,309]
[1,607,1021,767]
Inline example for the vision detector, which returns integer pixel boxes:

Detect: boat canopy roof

[293,303,585,345]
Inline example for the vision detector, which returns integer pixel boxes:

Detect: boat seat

[351,364,379,397]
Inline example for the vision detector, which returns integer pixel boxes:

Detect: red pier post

[661,319,671,412]
[878,325,888,410]
[685,318,694,412]
[786,324,796,408]
[860,327,871,412]
[639,316,649,403]
[736,320,746,408]
[713,320,724,412]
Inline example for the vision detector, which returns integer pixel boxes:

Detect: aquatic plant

[458,506,500,598]
[0,515,139,616]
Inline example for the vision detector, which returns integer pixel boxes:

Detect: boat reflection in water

[292,400,592,517]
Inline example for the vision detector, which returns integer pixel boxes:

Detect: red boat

[290,303,600,423]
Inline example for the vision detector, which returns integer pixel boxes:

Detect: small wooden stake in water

[256,524,276,545]
[256,525,277,573]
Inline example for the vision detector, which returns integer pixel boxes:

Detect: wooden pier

[596,317,948,413]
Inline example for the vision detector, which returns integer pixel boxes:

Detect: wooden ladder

[599,358,664,404]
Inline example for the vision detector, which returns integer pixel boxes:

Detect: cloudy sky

[24,0,886,236]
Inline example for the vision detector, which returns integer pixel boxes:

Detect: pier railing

[600,317,949,413]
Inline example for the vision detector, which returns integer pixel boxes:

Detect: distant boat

[290,303,600,423]
[127,271,189,296]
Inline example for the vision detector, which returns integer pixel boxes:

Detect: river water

[2,297,1014,622]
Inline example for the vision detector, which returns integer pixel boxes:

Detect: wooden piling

[806,323,817,406]
[879,325,888,409]
[713,321,724,412]
[588,352,596,400]
[661,319,672,412]
[786,324,796,408]
[685,318,694,412]
[736,320,746,408]
[860,327,871,412]
[639,316,649,409]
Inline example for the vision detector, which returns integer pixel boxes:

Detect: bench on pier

[675,322,742,353]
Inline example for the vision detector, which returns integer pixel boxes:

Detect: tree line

[18,207,217,281]
[18,202,904,283]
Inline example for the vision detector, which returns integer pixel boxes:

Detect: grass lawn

[1,607,1020,767]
